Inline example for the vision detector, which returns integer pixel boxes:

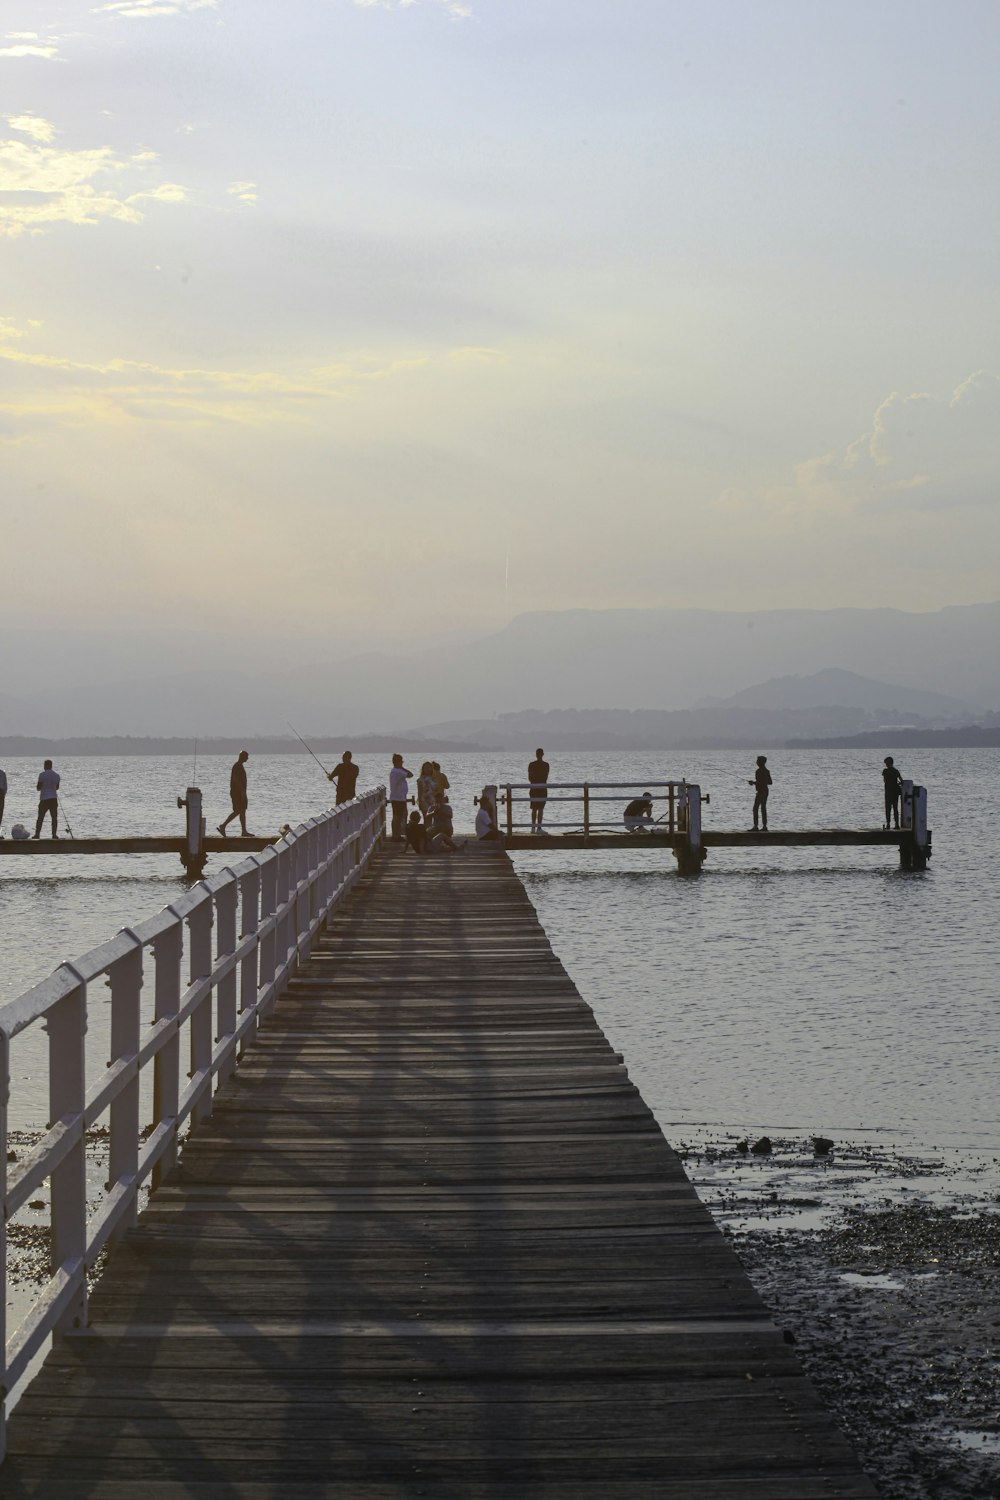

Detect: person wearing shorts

[528,748,549,833]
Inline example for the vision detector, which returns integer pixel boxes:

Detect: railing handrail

[0,788,385,1449]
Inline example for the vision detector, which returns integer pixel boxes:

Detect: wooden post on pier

[674,782,707,875]
[177,786,206,878]
[899,781,931,871]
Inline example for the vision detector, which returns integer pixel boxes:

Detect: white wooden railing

[0,789,385,1453]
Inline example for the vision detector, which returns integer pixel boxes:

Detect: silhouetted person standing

[328,750,360,804]
[0,765,6,838]
[218,750,250,837]
[882,756,903,829]
[388,753,412,841]
[528,748,549,832]
[33,759,60,839]
[748,755,772,832]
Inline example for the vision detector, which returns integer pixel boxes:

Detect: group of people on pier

[0,749,910,846]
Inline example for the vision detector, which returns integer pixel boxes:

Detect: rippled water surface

[1,749,995,1153]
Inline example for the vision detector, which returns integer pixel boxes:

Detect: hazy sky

[2,0,998,668]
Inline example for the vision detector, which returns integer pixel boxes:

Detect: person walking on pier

[882,755,903,829]
[327,751,359,804]
[748,755,772,832]
[32,759,60,839]
[528,748,549,832]
[218,750,250,837]
[388,754,412,841]
[0,765,6,838]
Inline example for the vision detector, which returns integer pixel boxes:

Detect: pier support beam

[674,782,707,876]
[177,787,207,878]
[899,782,931,872]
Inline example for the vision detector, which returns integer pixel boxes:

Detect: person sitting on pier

[404,809,426,854]
[218,750,251,837]
[428,794,463,853]
[32,759,61,840]
[623,793,655,833]
[327,750,359,805]
[476,799,499,841]
[528,748,549,832]
[882,756,903,830]
[748,755,772,832]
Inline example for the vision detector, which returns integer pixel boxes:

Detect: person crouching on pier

[748,756,772,832]
[623,793,655,833]
[32,759,61,839]
[882,756,903,830]
[218,750,251,837]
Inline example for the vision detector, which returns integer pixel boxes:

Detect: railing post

[151,919,182,1190]
[668,783,676,835]
[259,851,278,1015]
[107,938,143,1237]
[215,878,238,1083]
[239,861,261,1047]
[46,970,88,1336]
[188,895,214,1128]
[505,786,513,840]
[583,783,590,843]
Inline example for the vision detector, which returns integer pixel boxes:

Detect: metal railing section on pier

[498,780,700,839]
[0,788,384,1454]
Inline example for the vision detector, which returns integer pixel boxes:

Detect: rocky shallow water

[684,1135,1000,1500]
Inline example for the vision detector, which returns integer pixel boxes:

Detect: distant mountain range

[401,668,982,751]
[1,603,997,738]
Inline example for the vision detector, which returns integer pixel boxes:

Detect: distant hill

[1,603,996,737]
[717,668,974,719]
[402,667,986,750]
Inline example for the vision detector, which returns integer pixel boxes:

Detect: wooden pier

[3,836,877,1497]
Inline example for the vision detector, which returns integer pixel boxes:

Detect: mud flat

[682,1135,1000,1500]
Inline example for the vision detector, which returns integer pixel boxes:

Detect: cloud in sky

[6,114,56,143]
[351,0,472,16]
[0,316,456,426]
[0,41,59,58]
[720,374,1000,522]
[0,125,189,236]
[96,0,218,17]
[227,179,257,205]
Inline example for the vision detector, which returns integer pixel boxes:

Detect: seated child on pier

[404,811,426,854]
[623,793,655,833]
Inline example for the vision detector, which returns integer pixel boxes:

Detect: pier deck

[505,827,916,851]
[4,843,876,1497]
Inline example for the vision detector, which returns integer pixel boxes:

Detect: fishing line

[287,722,331,777]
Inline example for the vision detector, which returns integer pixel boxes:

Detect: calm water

[0,749,995,1156]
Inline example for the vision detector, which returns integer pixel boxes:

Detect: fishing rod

[287,722,332,777]
[57,795,76,839]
